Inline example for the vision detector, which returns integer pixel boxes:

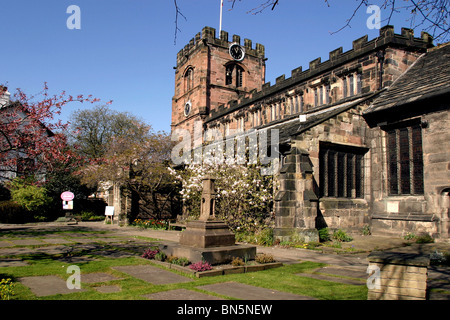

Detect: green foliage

[166,256,190,267]
[154,251,167,261]
[131,219,169,230]
[0,201,30,223]
[255,228,274,246]
[404,233,416,240]
[403,233,434,243]
[415,234,434,244]
[0,278,15,300]
[231,257,245,266]
[170,162,275,234]
[255,253,275,264]
[80,210,104,221]
[332,229,353,242]
[318,228,331,242]
[361,224,371,236]
[7,178,51,212]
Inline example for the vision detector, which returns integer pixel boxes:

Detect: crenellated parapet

[176,26,265,68]
[205,25,434,124]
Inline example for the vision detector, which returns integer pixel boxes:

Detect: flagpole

[219,0,224,33]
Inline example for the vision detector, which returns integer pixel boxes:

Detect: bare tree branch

[174,0,187,45]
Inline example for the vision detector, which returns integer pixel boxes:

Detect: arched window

[225,63,244,88]
[184,67,194,92]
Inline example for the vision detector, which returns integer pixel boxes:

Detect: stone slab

[10,239,44,246]
[0,241,14,247]
[90,249,135,258]
[112,265,193,285]
[19,275,86,297]
[143,288,225,300]
[81,272,122,283]
[0,258,29,267]
[41,238,74,245]
[57,256,96,263]
[197,282,315,300]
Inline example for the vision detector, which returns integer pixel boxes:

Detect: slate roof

[365,42,450,115]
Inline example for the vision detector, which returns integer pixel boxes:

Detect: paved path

[1,221,449,300]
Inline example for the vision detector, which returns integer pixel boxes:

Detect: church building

[171,25,450,241]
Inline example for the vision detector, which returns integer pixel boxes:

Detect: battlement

[176,26,265,67]
[206,25,434,123]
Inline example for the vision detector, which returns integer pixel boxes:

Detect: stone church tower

[171,26,266,136]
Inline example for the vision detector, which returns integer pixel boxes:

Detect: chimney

[0,86,11,108]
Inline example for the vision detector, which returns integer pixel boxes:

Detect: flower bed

[141,248,282,277]
[132,219,169,230]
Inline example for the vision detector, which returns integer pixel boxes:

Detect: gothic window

[251,109,261,127]
[184,67,194,92]
[237,116,245,132]
[342,73,362,99]
[293,96,299,114]
[385,120,424,195]
[319,143,367,199]
[343,77,348,98]
[299,95,304,112]
[356,74,362,94]
[314,88,319,107]
[325,84,331,104]
[319,86,324,106]
[226,64,244,87]
[349,74,354,97]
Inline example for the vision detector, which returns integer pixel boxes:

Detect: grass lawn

[0,228,368,300]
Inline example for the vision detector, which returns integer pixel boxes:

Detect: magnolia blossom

[169,161,275,232]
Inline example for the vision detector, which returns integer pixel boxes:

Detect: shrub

[255,253,275,264]
[0,201,30,223]
[415,234,434,244]
[80,210,104,221]
[154,252,166,261]
[318,228,331,242]
[362,224,371,236]
[404,233,416,240]
[173,257,190,267]
[8,180,51,212]
[231,257,245,266]
[256,228,274,246]
[189,261,212,272]
[142,247,159,259]
[332,229,353,242]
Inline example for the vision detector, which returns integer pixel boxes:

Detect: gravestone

[160,175,256,264]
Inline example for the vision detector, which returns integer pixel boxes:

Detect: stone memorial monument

[160,175,256,264]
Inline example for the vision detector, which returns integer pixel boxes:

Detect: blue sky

[1,0,421,133]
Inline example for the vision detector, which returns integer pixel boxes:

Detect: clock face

[184,101,192,117]
[229,43,245,61]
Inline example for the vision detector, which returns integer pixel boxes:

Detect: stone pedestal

[179,220,235,248]
[367,251,430,300]
[160,175,256,265]
[159,241,256,265]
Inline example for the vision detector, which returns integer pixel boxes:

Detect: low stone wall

[367,251,430,300]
